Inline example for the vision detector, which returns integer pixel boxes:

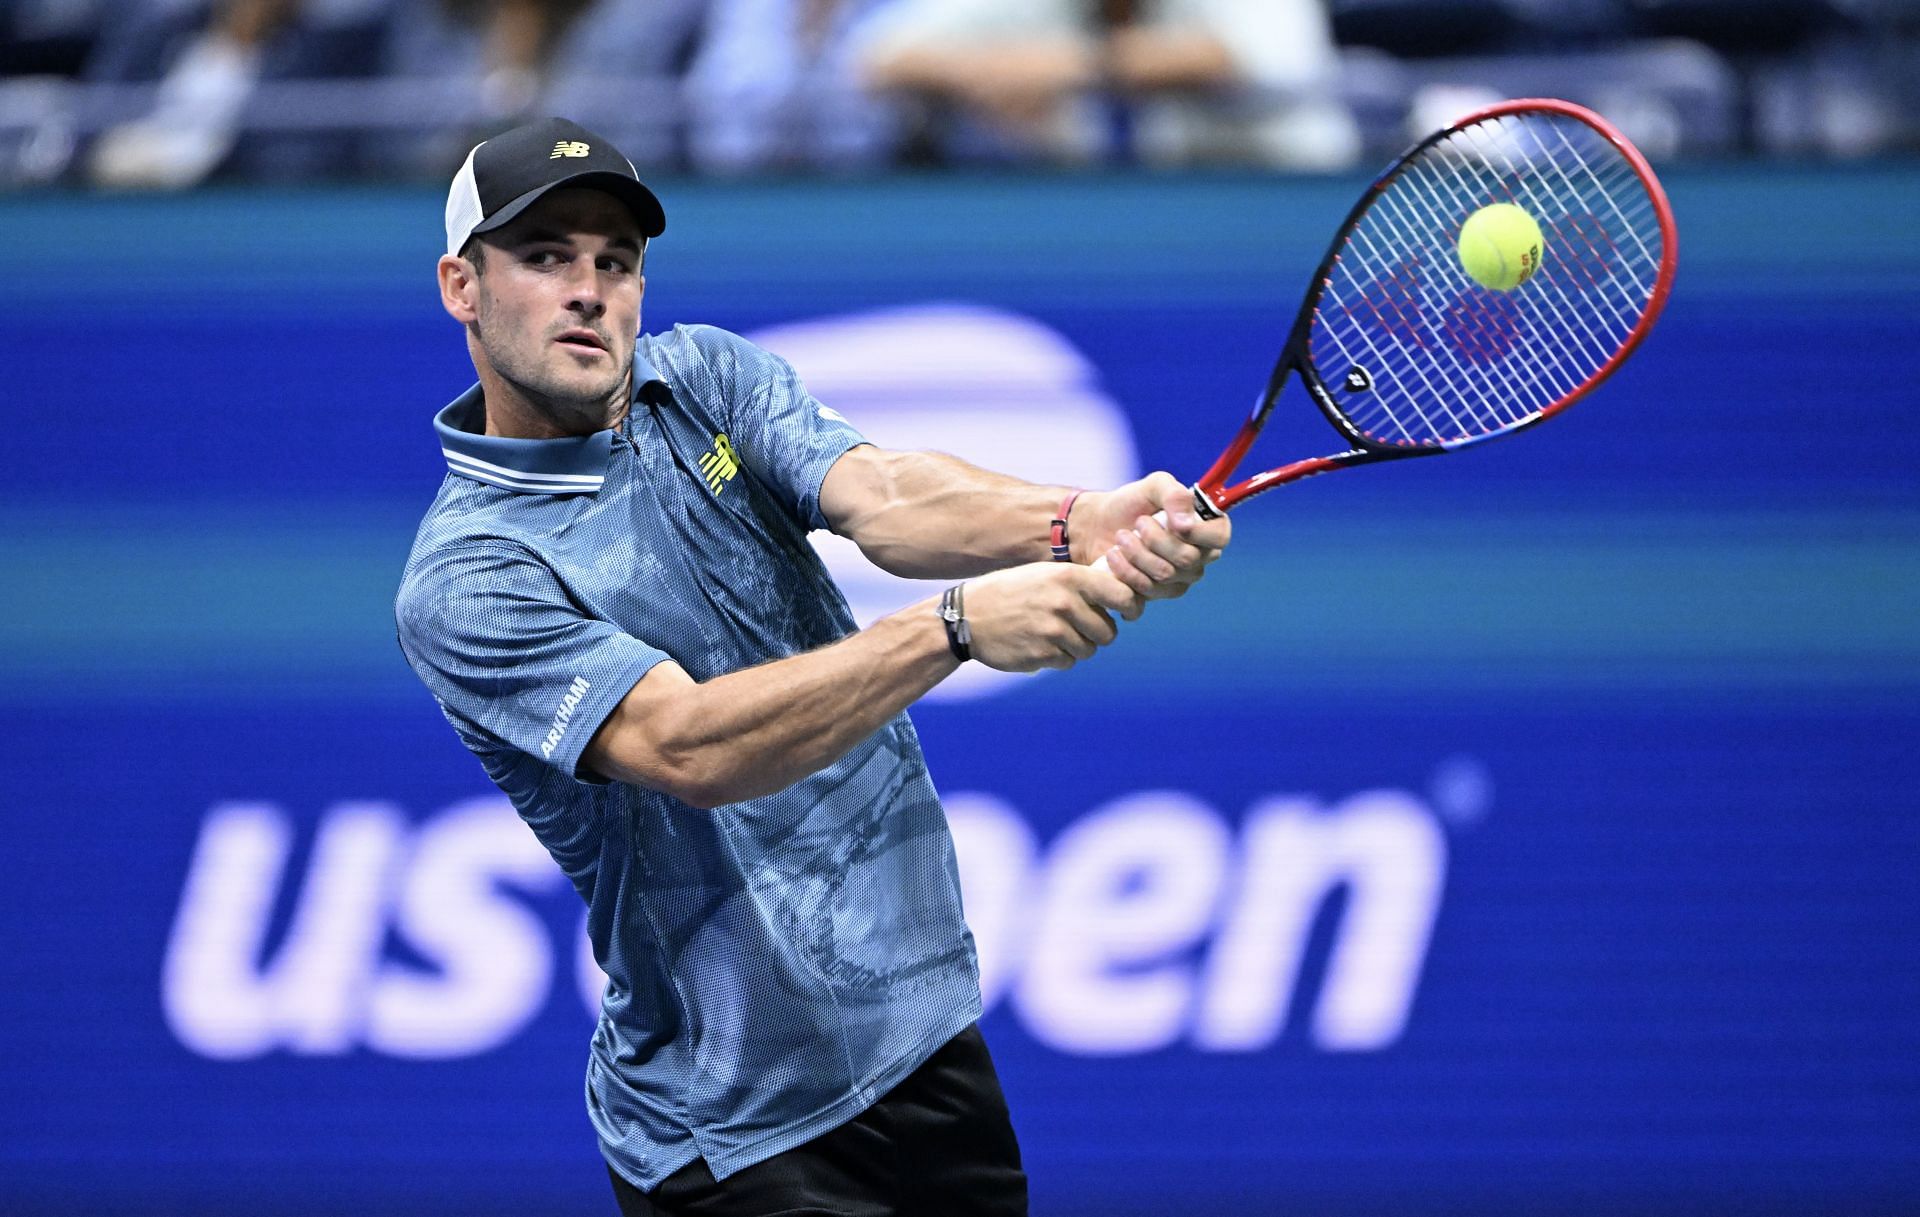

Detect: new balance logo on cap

[444,117,666,258]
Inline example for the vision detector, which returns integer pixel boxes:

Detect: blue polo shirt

[394,323,982,1188]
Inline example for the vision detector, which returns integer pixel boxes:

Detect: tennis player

[395,117,1229,1217]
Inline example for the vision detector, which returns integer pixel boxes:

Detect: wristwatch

[939,584,972,662]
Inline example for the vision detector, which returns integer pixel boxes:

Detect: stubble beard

[474,312,634,433]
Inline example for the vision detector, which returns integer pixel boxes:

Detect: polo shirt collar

[435,350,663,495]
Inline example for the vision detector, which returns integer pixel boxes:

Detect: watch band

[1050,489,1084,562]
[940,583,972,662]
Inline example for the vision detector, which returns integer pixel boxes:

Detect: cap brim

[469,170,667,242]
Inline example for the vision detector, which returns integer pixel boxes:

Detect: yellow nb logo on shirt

[699,434,739,496]
[550,141,591,159]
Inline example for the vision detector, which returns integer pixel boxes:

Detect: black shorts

[608,1023,1027,1217]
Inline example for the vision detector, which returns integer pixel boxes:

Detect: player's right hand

[960,563,1142,673]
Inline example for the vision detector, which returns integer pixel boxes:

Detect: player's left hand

[1074,472,1231,600]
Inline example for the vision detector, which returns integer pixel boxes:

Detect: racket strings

[1422,115,1654,405]
[1417,139,1615,388]
[1311,110,1668,449]
[1396,161,1598,420]
[1394,118,1641,426]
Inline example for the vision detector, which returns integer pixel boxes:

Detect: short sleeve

[396,542,671,781]
[695,326,869,530]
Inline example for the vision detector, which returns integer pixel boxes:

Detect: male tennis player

[395,117,1229,1217]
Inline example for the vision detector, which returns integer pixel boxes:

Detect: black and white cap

[444,117,666,258]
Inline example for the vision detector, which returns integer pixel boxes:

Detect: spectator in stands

[541,0,709,167]
[466,0,597,119]
[88,0,307,188]
[81,0,396,187]
[1,0,111,77]
[682,0,897,174]
[856,0,1360,169]
[375,0,592,176]
[378,0,706,173]
[80,0,703,186]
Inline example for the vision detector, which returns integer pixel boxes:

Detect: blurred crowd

[0,0,1915,188]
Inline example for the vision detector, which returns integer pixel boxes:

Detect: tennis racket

[1151,97,1677,524]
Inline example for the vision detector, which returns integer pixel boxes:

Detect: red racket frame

[1189,98,1680,518]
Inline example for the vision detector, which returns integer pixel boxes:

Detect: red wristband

[1049,490,1083,562]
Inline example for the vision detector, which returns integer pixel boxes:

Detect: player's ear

[438,254,479,325]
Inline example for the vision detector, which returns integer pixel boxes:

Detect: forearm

[817,447,1230,600]
[866,40,1094,98]
[589,595,957,807]
[864,44,967,94]
[830,449,1072,579]
[1106,29,1236,91]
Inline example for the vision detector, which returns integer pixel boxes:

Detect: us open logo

[161,763,1488,1060]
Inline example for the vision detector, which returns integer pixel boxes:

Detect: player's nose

[563,260,605,316]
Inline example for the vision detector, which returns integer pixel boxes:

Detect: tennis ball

[1457,203,1544,292]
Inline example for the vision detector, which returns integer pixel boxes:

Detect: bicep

[579,658,700,793]
[397,544,671,781]
[816,446,1041,579]
[817,443,898,539]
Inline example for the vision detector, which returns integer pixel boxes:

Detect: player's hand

[1074,472,1231,600]
[961,562,1142,673]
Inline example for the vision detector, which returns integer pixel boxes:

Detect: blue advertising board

[1,166,1917,1216]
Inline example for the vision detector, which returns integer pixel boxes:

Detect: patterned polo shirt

[394,323,982,1188]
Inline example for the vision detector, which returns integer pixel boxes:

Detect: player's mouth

[554,329,608,355]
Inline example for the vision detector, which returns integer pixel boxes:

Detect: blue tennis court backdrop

[2,166,1917,1216]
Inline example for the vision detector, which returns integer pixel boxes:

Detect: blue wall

[2,166,1917,1216]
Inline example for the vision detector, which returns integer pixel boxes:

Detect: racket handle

[1088,509,1169,575]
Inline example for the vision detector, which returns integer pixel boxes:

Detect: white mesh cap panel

[444,144,485,258]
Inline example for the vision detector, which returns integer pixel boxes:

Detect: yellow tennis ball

[1458,203,1544,292]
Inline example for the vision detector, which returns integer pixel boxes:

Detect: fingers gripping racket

[1163,98,1678,524]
